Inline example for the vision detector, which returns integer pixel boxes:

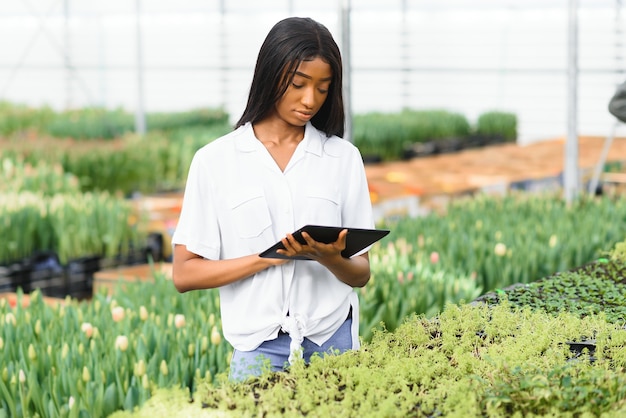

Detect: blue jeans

[228,317,353,382]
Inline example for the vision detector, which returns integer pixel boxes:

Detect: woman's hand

[277,229,370,288]
[277,229,348,260]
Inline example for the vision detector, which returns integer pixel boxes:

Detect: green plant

[1,158,81,196]
[0,270,229,416]
[0,191,143,265]
[124,302,626,417]
[353,109,471,161]
[0,101,55,136]
[475,110,517,142]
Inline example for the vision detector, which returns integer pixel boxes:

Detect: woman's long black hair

[235,17,345,138]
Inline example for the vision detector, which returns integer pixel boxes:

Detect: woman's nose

[301,87,315,108]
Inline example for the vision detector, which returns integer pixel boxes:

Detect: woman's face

[273,57,333,128]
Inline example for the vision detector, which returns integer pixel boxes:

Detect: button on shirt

[172,122,375,352]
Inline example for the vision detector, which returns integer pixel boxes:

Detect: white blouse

[172,122,375,353]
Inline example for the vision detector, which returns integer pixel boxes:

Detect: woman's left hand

[277,229,348,261]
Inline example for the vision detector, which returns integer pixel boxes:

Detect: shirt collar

[234,122,326,156]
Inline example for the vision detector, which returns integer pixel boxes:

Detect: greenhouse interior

[2,1,626,416]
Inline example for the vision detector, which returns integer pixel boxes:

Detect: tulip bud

[2,368,8,382]
[0,337,3,350]
[142,374,150,390]
[34,319,41,336]
[28,344,36,361]
[208,313,215,326]
[160,360,168,376]
[78,343,84,356]
[549,234,558,248]
[201,336,209,353]
[47,345,52,356]
[134,359,146,378]
[19,369,26,384]
[139,306,148,321]
[82,366,90,382]
[111,306,125,322]
[188,343,195,357]
[115,335,129,352]
[430,251,439,264]
[62,343,69,359]
[69,396,75,409]
[211,326,221,346]
[174,314,186,328]
[4,312,16,326]
[81,322,94,338]
[494,243,507,256]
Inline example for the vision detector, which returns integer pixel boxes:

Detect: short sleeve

[341,144,375,232]
[171,152,221,260]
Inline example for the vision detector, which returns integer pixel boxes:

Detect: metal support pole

[401,0,409,109]
[340,0,352,142]
[135,0,146,135]
[219,0,227,110]
[64,0,72,109]
[564,0,579,204]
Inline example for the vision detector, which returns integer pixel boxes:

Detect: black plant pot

[566,340,596,363]
[362,154,383,164]
[0,259,33,293]
[146,232,164,263]
[435,137,464,154]
[29,251,65,296]
[403,141,438,159]
[64,255,101,299]
[464,134,486,149]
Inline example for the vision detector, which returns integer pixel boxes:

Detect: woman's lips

[295,110,313,121]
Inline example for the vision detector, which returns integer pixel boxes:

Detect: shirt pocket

[228,187,272,239]
[305,186,341,226]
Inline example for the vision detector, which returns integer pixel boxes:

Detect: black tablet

[259,225,390,260]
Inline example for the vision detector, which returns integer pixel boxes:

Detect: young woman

[171,17,375,381]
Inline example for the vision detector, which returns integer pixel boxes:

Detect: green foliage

[482,260,626,323]
[475,110,517,142]
[124,303,626,417]
[0,271,230,417]
[608,237,626,263]
[47,107,135,140]
[353,109,471,161]
[0,123,230,195]
[379,192,626,296]
[0,192,142,264]
[1,158,81,196]
[0,101,55,136]
[361,241,481,341]
[146,108,229,132]
[0,101,229,140]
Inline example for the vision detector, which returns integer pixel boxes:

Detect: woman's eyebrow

[294,71,332,82]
